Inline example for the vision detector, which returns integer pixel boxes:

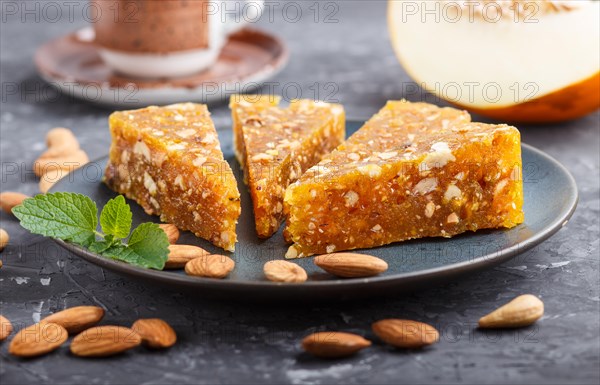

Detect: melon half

[388,0,600,123]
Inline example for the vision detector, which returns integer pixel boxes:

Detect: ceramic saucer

[35,27,288,107]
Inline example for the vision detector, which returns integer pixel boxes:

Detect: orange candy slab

[104,103,240,251]
[230,95,345,238]
[284,100,524,258]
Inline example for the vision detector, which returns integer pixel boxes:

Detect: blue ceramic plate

[52,121,578,300]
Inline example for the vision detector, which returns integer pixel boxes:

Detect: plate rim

[51,141,578,293]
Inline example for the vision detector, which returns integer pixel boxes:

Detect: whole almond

[34,149,89,177]
[1,315,13,341]
[302,332,371,358]
[41,306,105,334]
[0,191,29,214]
[39,176,53,194]
[132,318,177,349]
[159,224,180,244]
[479,294,544,328]
[185,254,235,278]
[0,228,9,252]
[46,127,77,146]
[264,260,307,283]
[314,253,388,278]
[9,322,68,357]
[372,319,439,349]
[40,128,80,159]
[39,171,67,194]
[166,244,209,269]
[70,326,141,357]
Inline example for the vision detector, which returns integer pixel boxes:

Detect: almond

[372,319,439,349]
[132,318,177,349]
[41,306,105,334]
[478,294,544,328]
[40,127,80,159]
[166,244,209,269]
[314,253,388,278]
[39,171,68,194]
[70,326,141,357]
[9,322,68,357]
[159,224,180,244]
[0,191,29,214]
[302,332,371,358]
[185,254,235,278]
[0,228,9,252]
[33,149,89,177]
[0,315,13,341]
[264,260,307,283]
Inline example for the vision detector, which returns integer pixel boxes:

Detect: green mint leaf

[88,235,122,254]
[12,192,98,245]
[80,233,97,249]
[100,244,140,265]
[99,195,132,239]
[88,240,114,254]
[126,222,170,270]
[100,223,169,270]
[100,244,128,261]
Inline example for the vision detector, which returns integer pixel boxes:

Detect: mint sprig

[13,192,169,270]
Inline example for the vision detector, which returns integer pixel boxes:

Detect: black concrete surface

[1,2,598,384]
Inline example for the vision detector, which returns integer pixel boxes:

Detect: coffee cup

[90,0,264,78]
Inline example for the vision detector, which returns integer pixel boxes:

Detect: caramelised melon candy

[104,103,240,251]
[284,100,524,258]
[230,95,345,238]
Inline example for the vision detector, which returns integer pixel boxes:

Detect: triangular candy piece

[230,95,345,238]
[105,103,241,251]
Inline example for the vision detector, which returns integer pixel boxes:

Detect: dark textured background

[1,1,599,384]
